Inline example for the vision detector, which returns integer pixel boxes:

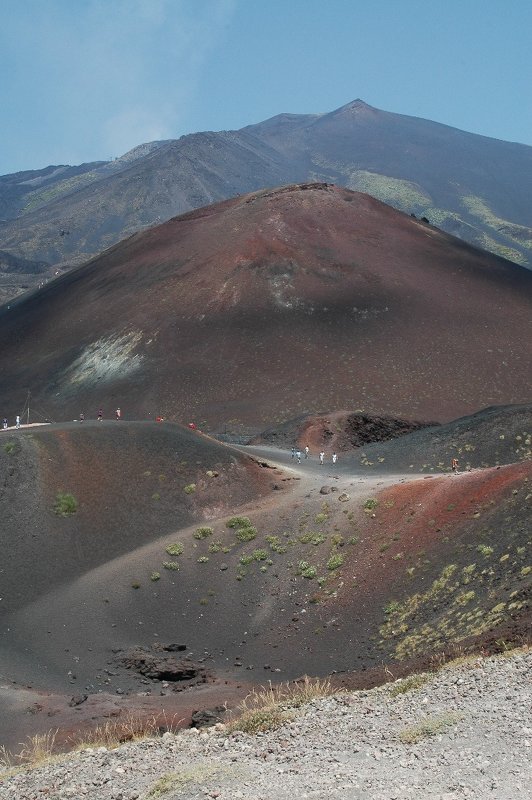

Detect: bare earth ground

[0,416,530,757]
[1,648,530,799]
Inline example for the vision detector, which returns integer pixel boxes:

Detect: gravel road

[1,649,530,800]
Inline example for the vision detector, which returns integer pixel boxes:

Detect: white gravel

[1,649,530,800]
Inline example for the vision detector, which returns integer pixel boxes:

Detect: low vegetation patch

[194,526,213,539]
[183,483,196,494]
[227,676,333,735]
[398,712,464,744]
[227,516,252,528]
[165,542,184,556]
[327,553,344,571]
[388,673,429,696]
[2,441,16,454]
[298,532,327,545]
[53,492,78,516]
[297,560,318,579]
[235,525,258,542]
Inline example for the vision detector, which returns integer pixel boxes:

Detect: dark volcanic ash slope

[0,183,531,428]
[0,421,274,616]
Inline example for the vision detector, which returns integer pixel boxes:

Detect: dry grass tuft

[227,675,334,735]
[0,729,60,775]
[71,712,181,750]
[398,711,464,744]
[388,672,430,696]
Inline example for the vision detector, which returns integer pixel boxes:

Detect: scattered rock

[191,706,226,728]
[68,694,88,707]
[114,647,207,686]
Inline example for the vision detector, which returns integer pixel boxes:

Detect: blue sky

[1,0,531,175]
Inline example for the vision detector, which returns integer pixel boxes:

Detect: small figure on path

[319,451,325,465]
[115,408,121,420]
[97,408,103,422]
[332,452,337,464]
[291,447,296,459]
[2,418,7,429]
[451,457,459,473]
[296,449,302,464]
[15,415,20,429]
[304,445,309,459]
[79,412,84,423]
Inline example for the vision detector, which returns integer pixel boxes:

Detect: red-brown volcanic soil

[0,184,530,431]
[0,412,529,754]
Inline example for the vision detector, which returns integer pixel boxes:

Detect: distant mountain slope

[0,183,530,428]
[1,100,531,301]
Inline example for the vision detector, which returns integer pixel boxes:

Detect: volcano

[0,183,530,430]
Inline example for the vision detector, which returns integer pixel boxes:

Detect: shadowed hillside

[0,184,530,429]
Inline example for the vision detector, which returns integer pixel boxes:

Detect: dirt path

[0,439,482,755]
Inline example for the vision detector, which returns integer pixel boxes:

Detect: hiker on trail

[115,408,121,420]
[291,446,296,459]
[451,458,459,473]
[304,445,309,459]
[97,408,103,422]
[15,415,20,429]
[2,418,7,430]
[79,412,84,423]
[296,449,302,464]
[332,452,337,464]
[319,451,325,465]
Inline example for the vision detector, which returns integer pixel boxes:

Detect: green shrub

[297,560,317,578]
[235,526,257,542]
[227,516,252,529]
[298,532,327,546]
[53,492,78,517]
[194,526,213,540]
[197,556,209,563]
[266,536,288,553]
[383,601,401,614]
[165,542,184,556]
[327,553,344,570]
[252,549,268,561]
[150,572,161,582]
[314,513,328,524]
[3,441,15,454]
[240,554,254,565]
[208,540,223,553]
[302,565,317,579]
[162,561,180,571]
[364,498,378,510]
[183,484,196,494]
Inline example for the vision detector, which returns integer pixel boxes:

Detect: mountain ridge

[1,99,531,303]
